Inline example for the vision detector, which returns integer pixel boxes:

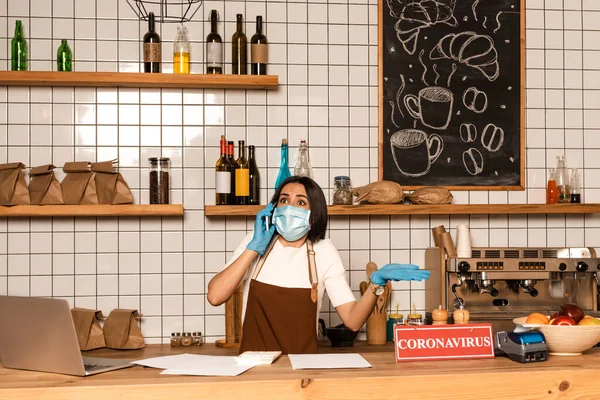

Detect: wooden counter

[2,343,600,399]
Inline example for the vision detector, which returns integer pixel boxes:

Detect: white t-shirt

[224,233,356,323]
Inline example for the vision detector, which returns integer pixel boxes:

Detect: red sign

[394,324,495,362]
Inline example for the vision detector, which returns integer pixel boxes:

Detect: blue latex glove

[370,264,430,285]
[246,203,276,255]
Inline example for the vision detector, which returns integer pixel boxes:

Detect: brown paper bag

[91,161,133,205]
[61,162,98,205]
[28,164,64,205]
[71,308,106,351]
[353,181,404,204]
[405,187,453,204]
[0,162,30,205]
[103,309,145,350]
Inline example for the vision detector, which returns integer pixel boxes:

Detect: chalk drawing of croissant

[429,31,500,81]
[389,0,458,55]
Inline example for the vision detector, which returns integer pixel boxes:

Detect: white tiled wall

[0,0,600,343]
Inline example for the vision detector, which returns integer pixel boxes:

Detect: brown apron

[239,237,319,355]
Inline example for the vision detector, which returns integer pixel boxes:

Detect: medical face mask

[272,205,311,242]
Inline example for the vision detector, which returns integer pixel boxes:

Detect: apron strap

[307,241,318,303]
[251,235,278,280]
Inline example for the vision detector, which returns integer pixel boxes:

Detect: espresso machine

[425,246,600,332]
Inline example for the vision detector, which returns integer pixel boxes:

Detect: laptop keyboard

[84,363,113,372]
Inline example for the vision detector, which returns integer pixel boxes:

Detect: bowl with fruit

[513,304,600,356]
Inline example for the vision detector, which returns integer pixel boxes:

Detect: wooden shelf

[0,204,183,217]
[204,204,600,216]
[0,71,278,90]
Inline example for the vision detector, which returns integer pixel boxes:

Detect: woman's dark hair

[270,176,328,242]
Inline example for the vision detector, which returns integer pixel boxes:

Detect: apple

[551,316,575,326]
[559,304,585,324]
[551,312,559,320]
[579,317,600,326]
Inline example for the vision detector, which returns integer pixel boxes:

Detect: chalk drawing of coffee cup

[391,129,443,177]
[404,86,454,130]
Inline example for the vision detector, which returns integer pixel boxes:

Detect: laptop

[0,296,133,376]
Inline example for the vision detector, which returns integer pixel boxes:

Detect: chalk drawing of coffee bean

[460,123,477,143]
[462,87,488,114]
[481,123,504,152]
[463,148,484,175]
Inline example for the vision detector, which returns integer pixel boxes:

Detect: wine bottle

[232,14,247,75]
[143,12,161,73]
[57,39,72,72]
[215,135,231,205]
[206,10,222,74]
[236,140,250,205]
[275,139,291,190]
[248,145,260,205]
[11,20,27,71]
[173,24,190,74]
[227,141,237,204]
[250,16,267,75]
[294,140,313,178]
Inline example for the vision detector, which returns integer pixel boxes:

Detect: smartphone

[264,214,271,231]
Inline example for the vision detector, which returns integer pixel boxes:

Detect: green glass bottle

[11,20,27,71]
[57,39,72,72]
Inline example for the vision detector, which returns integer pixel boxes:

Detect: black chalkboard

[379,0,524,190]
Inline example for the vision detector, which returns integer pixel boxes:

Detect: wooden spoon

[366,262,378,281]
[359,281,369,296]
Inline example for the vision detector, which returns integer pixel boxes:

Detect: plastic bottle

[294,140,313,178]
[275,139,291,190]
[173,24,190,74]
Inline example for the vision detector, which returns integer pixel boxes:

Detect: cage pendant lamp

[126,0,202,23]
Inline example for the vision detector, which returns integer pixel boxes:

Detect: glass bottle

[248,145,260,205]
[149,157,171,204]
[236,140,250,205]
[546,168,558,205]
[206,10,222,74]
[570,168,581,203]
[227,141,237,204]
[250,16,267,75]
[294,140,313,178]
[231,14,247,74]
[173,24,190,74]
[143,12,161,73]
[57,39,72,72]
[555,156,570,204]
[215,135,231,205]
[11,20,27,71]
[275,139,291,190]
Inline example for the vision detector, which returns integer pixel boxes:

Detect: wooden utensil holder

[366,312,387,345]
[215,284,243,348]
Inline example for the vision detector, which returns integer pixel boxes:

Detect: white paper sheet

[160,366,254,377]
[132,354,255,376]
[288,354,372,370]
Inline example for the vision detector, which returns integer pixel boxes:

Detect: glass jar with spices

[333,176,353,205]
[149,157,171,204]
[181,332,193,347]
[192,332,203,346]
[406,303,424,326]
[170,332,181,347]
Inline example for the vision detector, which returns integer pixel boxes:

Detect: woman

[207,176,429,354]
